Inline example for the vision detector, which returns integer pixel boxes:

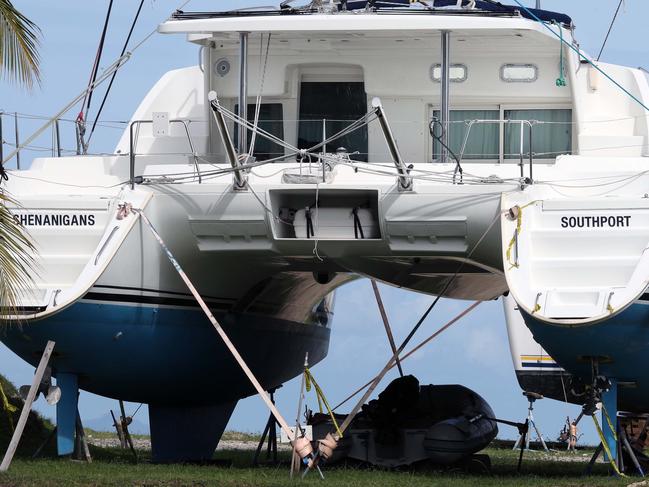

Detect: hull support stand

[0,341,55,471]
[602,380,617,463]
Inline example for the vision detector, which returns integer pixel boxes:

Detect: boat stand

[0,341,55,472]
[252,387,280,467]
[512,391,549,452]
[73,409,92,462]
[585,418,646,477]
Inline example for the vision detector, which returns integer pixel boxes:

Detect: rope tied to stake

[592,412,625,477]
[304,368,343,439]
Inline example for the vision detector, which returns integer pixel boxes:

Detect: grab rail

[458,119,535,185]
[129,119,201,189]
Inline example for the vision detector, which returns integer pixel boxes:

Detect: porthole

[430,64,468,83]
[500,64,538,83]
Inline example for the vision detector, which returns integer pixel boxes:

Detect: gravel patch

[86,436,291,452]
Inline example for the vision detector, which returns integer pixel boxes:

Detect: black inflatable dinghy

[309,375,497,467]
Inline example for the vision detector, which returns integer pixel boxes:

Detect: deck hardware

[458,119,535,185]
[371,98,412,191]
[129,119,202,189]
[208,91,247,189]
[95,225,120,265]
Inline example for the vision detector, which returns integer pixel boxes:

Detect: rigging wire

[597,0,624,62]
[88,0,146,145]
[510,0,649,113]
[86,0,114,117]
[247,33,272,159]
[331,211,501,413]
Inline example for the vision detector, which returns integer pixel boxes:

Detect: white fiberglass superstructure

[2,0,649,462]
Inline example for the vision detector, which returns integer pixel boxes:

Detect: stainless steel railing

[129,119,201,189]
[458,119,535,184]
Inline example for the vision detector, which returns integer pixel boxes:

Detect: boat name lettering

[13,213,96,226]
[560,215,630,228]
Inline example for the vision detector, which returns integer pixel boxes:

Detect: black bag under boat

[310,375,498,467]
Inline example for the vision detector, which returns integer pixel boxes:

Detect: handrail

[458,118,535,185]
[129,119,201,189]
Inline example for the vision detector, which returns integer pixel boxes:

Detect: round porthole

[214,58,231,77]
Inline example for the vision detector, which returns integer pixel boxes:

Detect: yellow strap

[305,369,343,439]
[505,207,523,270]
[601,403,618,442]
[0,382,17,432]
[504,200,540,271]
[592,414,625,477]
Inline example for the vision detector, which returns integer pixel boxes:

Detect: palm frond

[0,0,41,88]
[0,190,35,319]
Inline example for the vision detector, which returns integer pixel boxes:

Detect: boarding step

[502,191,649,324]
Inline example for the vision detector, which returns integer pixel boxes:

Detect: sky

[0,0,648,446]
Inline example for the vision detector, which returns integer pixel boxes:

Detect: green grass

[0,441,634,487]
[0,370,632,487]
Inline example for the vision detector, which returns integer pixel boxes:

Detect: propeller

[18,367,61,406]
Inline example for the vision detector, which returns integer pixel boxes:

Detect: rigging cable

[88,0,146,145]
[510,0,648,113]
[77,0,115,154]
[331,209,501,413]
[597,0,624,62]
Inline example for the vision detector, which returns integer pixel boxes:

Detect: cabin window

[500,64,538,83]
[430,64,468,83]
[432,110,500,161]
[233,103,284,161]
[504,109,572,160]
[298,82,368,162]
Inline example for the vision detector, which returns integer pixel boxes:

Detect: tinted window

[298,82,368,161]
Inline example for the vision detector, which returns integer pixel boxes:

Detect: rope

[555,23,566,87]
[602,403,618,442]
[510,0,649,113]
[133,207,297,442]
[304,368,343,438]
[592,413,625,477]
[505,200,539,270]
